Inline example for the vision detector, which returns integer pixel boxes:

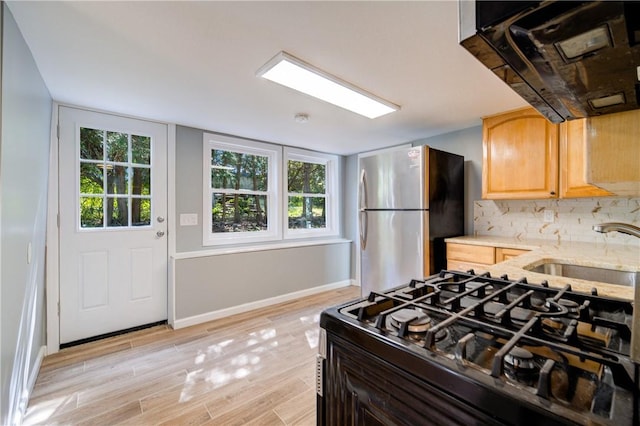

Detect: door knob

[157,216,165,223]
[156,230,165,237]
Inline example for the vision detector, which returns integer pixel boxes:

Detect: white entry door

[58,106,168,344]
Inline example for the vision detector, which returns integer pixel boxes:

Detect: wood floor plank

[273,387,317,425]
[156,403,212,426]
[24,286,360,425]
[76,400,142,426]
[245,409,286,426]
[207,377,309,425]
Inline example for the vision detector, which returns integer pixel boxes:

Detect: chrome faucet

[592,222,640,238]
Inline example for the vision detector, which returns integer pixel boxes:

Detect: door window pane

[288,196,326,229]
[131,167,150,195]
[80,196,104,228]
[132,135,151,165]
[80,163,104,194]
[106,197,129,227]
[106,131,128,162]
[80,128,104,160]
[211,193,268,233]
[107,166,129,195]
[132,198,151,226]
[288,161,325,193]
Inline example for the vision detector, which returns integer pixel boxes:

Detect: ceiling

[7,1,527,156]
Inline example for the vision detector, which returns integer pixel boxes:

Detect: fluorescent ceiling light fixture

[257,51,399,119]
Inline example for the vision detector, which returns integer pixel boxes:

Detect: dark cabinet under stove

[323,334,502,426]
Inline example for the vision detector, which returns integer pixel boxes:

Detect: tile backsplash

[474,197,640,246]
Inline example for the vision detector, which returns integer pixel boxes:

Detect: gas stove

[317,270,638,425]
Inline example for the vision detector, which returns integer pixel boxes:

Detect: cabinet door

[495,247,530,262]
[559,120,612,198]
[446,243,495,264]
[585,109,640,196]
[482,108,559,199]
[325,336,498,425]
[446,259,491,274]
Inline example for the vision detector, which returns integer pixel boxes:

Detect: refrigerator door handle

[359,210,368,249]
[359,169,368,210]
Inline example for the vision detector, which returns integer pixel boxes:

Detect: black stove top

[324,270,638,425]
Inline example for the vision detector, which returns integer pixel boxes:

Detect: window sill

[172,238,351,260]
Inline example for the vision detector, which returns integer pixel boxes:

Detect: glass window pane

[107,166,129,195]
[131,135,151,165]
[131,198,151,226]
[211,149,268,191]
[107,131,129,163]
[131,167,150,195]
[106,197,128,227]
[80,127,104,160]
[80,163,104,194]
[288,161,325,194]
[288,196,326,229]
[80,196,104,228]
[211,193,267,233]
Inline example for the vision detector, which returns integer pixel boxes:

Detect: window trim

[202,133,282,246]
[283,147,339,240]
[202,134,340,247]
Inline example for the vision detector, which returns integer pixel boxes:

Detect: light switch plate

[180,213,198,226]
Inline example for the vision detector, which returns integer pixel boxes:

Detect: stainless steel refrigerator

[359,145,464,294]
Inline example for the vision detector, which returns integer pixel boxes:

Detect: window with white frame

[284,147,338,238]
[203,134,339,246]
[203,134,281,245]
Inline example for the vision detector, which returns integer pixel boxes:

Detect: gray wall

[173,125,351,320]
[343,154,359,280]
[1,4,52,424]
[175,243,350,318]
[175,125,206,253]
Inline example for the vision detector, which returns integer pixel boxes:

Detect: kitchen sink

[525,261,639,287]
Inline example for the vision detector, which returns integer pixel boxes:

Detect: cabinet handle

[550,191,556,195]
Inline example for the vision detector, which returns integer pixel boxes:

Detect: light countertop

[444,236,639,301]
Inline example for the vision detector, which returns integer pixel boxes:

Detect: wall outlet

[543,210,555,223]
[180,213,198,226]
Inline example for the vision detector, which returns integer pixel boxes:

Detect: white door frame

[45,102,176,354]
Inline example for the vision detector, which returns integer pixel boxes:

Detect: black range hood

[459,1,640,123]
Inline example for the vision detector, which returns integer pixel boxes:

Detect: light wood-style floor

[24,286,360,425]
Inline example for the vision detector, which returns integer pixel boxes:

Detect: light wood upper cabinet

[482,108,559,199]
[483,107,617,200]
[559,119,612,198]
[584,109,640,196]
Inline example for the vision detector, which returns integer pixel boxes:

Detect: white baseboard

[28,346,46,394]
[173,280,353,329]
[11,345,47,425]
